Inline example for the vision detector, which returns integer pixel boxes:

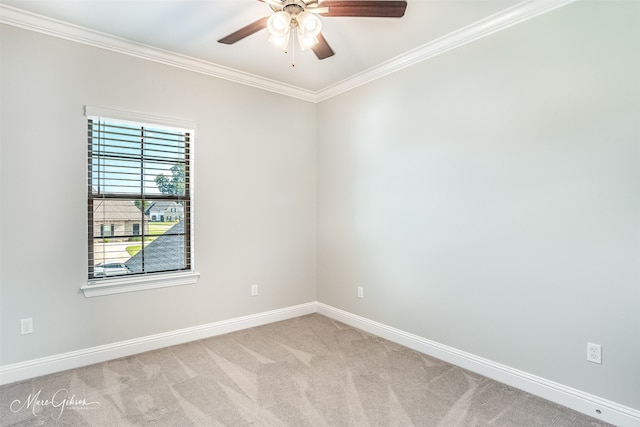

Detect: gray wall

[317,1,639,409]
[0,25,317,364]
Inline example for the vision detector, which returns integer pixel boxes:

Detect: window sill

[81,271,200,297]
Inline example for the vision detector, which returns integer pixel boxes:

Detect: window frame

[81,106,198,297]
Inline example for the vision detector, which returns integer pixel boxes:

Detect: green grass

[126,245,142,256]
[149,221,178,235]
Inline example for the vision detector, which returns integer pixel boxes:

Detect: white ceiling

[1,0,575,100]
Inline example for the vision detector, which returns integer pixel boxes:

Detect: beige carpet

[0,314,612,426]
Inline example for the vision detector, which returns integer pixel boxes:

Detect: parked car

[94,262,131,277]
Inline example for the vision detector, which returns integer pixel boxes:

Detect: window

[83,106,198,296]
[100,224,114,237]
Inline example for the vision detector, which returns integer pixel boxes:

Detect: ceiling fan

[218,0,408,60]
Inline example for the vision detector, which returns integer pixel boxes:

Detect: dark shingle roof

[125,220,185,274]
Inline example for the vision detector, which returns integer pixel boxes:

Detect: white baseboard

[0,302,316,386]
[2,301,638,426]
[316,303,640,427]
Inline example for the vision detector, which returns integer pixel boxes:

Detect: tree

[134,200,151,211]
[155,164,185,196]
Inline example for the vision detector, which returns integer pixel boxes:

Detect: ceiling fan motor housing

[271,0,307,16]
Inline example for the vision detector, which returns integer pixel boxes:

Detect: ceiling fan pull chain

[291,25,296,67]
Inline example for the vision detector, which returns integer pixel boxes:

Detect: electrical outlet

[587,342,602,364]
[357,286,364,298]
[20,318,33,335]
[251,284,258,296]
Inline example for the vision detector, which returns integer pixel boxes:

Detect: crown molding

[1,1,576,104]
[0,4,317,102]
[315,0,577,101]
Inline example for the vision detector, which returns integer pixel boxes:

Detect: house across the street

[145,201,184,222]
[93,199,148,240]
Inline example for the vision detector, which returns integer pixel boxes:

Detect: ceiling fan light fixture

[269,32,290,51]
[267,11,291,38]
[297,31,319,51]
[297,11,322,38]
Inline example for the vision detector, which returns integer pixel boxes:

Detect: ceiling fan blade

[319,1,407,17]
[218,16,269,44]
[307,7,330,14]
[259,0,285,10]
[312,33,335,60]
